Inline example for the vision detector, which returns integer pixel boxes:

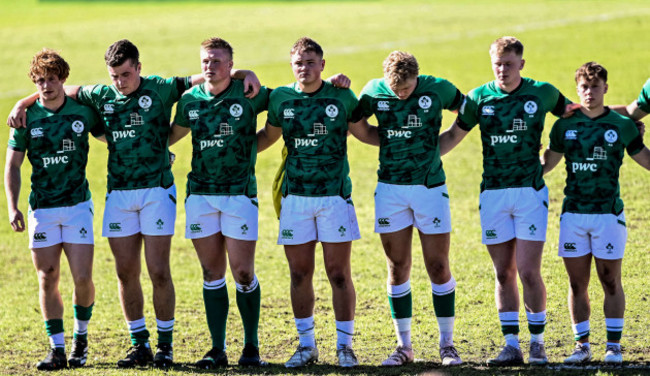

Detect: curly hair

[29,48,70,82]
[383,51,419,87]
[575,61,608,83]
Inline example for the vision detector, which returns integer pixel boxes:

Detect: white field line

[2,8,649,100]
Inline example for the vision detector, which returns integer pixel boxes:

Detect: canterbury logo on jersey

[189,110,199,120]
[42,156,69,168]
[31,128,44,138]
[377,101,390,111]
[109,222,122,231]
[571,162,598,173]
[200,139,225,150]
[33,232,47,241]
[283,109,295,119]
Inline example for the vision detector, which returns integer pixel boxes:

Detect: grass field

[1,0,650,375]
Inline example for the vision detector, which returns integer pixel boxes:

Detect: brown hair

[104,39,139,67]
[575,61,608,83]
[489,36,524,57]
[383,51,419,87]
[201,37,233,59]
[29,48,70,82]
[290,37,323,58]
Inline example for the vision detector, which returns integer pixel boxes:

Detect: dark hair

[105,39,139,67]
[575,61,608,84]
[290,37,323,58]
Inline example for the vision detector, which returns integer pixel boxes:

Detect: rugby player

[542,62,650,364]
[256,37,377,368]
[5,49,103,370]
[438,36,572,366]
[356,51,463,366]
[7,39,260,368]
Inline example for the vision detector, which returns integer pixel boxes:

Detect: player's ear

[135,62,142,73]
[519,59,525,70]
[320,59,325,71]
[604,83,609,94]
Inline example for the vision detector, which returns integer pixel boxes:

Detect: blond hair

[383,51,419,86]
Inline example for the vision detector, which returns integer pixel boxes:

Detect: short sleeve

[620,118,643,156]
[173,97,190,128]
[76,84,106,109]
[548,119,565,153]
[251,86,270,114]
[8,128,27,151]
[637,78,650,113]
[456,91,479,131]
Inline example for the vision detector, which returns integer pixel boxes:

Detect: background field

[1,0,650,375]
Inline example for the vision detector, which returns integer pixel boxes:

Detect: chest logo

[31,127,44,138]
[325,104,339,118]
[189,109,199,120]
[405,114,422,129]
[71,120,84,134]
[604,130,618,143]
[524,100,538,114]
[283,108,295,119]
[509,118,527,132]
[377,101,390,111]
[418,96,432,109]
[565,130,577,140]
[482,105,495,116]
[104,104,114,114]
[138,96,152,109]
[126,112,143,128]
[230,104,243,117]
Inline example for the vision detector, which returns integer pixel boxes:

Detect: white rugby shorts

[28,199,94,249]
[374,182,451,234]
[102,185,176,237]
[558,212,627,260]
[278,195,361,245]
[479,186,548,245]
[185,194,258,241]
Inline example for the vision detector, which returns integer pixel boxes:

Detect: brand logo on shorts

[138,96,152,109]
[71,120,84,134]
[606,243,614,254]
[529,224,537,235]
[79,227,87,238]
[283,108,295,119]
[31,127,44,138]
[482,106,495,116]
[377,101,390,111]
[485,229,497,239]
[524,100,538,115]
[419,96,432,109]
[190,224,202,233]
[325,104,339,118]
[109,222,122,231]
[241,224,249,235]
[33,232,47,242]
[338,226,346,237]
[433,217,441,228]
[230,104,243,117]
[563,242,577,251]
[281,229,293,239]
[604,130,618,143]
[189,109,199,120]
[378,218,390,227]
[104,104,114,114]
[156,219,164,230]
[565,130,577,140]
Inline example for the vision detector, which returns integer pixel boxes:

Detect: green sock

[73,303,94,341]
[156,318,175,345]
[127,318,150,346]
[203,280,229,350]
[432,291,455,317]
[45,319,65,350]
[236,277,261,347]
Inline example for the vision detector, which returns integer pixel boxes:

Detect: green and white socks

[44,303,94,352]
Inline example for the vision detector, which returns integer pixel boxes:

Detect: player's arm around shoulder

[541,118,565,174]
[623,117,650,170]
[439,118,470,156]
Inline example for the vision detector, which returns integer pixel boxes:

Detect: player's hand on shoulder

[562,103,581,119]
[243,71,261,98]
[328,73,351,89]
[7,101,28,128]
[8,209,25,232]
[635,120,645,138]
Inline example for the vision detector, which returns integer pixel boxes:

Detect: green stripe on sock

[236,284,261,347]
[501,325,519,336]
[131,329,150,346]
[74,303,94,321]
[432,291,455,317]
[45,319,64,336]
[607,330,622,341]
[528,323,545,335]
[389,293,412,319]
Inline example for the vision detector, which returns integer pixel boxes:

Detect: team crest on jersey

[418,96,432,109]
[524,101,538,115]
[377,101,390,111]
[565,130,577,140]
[138,96,152,109]
[104,104,114,114]
[71,120,84,134]
[230,103,243,117]
[325,104,339,118]
[604,129,618,143]
[30,127,44,138]
[482,105,495,116]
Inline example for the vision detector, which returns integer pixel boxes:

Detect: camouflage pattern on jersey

[358,75,463,186]
[8,97,101,209]
[174,80,269,197]
[549,108,643,214]
[267,81,361,197]
[637,78,650,113]
[458,77,568,191]
[77,75,191,191]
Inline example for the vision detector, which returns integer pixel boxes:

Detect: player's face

[34,74,65,102]
[389,76,418,100]
[577,77,608,109]
[201,48,233,84]
[107,60,141,95]
[291,51,325,88]
[491,51,524,89]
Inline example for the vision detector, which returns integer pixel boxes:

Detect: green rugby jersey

[358,75,463,187]
[549,108,643,214]
[77,75,191,191]
[457,77,568,190]
[8,97,101,209]
[174,80,270,197]
[637,78,650,113]
[267,81,361,197]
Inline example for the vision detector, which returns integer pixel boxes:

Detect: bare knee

[72,272,93,289]
[233,269,254,286]
[518,267,542,288]
[600,275,620,295]
[149,268,172,288]
[290,269,312,288]
[38,267,59,291]
[495,267,517,286]
[326,269,351,290]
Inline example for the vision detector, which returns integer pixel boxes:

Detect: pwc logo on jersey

[230,104,243,118]
[31,127,44,138]
[283,108,295,119]
[377,101,390,111]
[418,96,432,110]
[325,104,339,119]
[482,106,495,116]
[138,96,152,110]
[71,120,84,134]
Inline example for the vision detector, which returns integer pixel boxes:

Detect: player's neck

[579,104,606,119]
[39,94,65,111]
[205,77,231,96]
[298,79,323,94]
[497,77,522,93]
